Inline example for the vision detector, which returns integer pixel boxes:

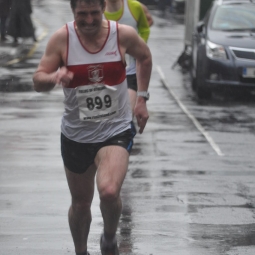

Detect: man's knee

[71,198,92,212]
[99,184,120,203]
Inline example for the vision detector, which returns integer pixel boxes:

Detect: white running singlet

[61,20,132,143]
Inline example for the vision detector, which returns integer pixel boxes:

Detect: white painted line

[156,65,224,157]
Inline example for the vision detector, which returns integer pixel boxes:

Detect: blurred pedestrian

[158,0,168,17]
[7,0,37,45]
[0,0,12,42]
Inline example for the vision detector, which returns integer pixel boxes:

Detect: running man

[33,0,152,255]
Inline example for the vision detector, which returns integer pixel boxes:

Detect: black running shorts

[61,129,133,174]
[126,74,137,92]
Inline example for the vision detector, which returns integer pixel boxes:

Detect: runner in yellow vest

[104,0,152,136]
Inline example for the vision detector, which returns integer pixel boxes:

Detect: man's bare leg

[65,164,97,254]
[95,146,129,241]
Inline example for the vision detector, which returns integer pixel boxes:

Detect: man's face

[73,0,105,36]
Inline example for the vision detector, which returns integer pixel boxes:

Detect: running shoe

[100,234,119,255]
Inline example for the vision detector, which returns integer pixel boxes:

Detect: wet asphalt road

[1,1,255,255]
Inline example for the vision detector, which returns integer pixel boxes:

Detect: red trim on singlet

[73,21,110,54]
[65,24,69,66]
[67,61,126,88]
[116,23,126,67]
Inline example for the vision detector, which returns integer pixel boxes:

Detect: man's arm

[141,3,154,27]
[129,0,150,42]
[33,26,73,92]
[118,24,152,133]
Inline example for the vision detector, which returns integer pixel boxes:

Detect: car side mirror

[196,21,205,33]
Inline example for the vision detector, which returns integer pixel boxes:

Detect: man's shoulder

[117,23,137,40]
[56,24,69,36]
[49,25,68,46]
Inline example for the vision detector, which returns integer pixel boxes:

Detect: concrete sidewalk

[0,16,46,68]
[0,37,35,67]
[0,39,17,66]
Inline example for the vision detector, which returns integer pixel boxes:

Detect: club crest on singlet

[75,64,119,122]
[88,65,104,83]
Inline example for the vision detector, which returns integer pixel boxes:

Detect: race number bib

[76,84,118,122]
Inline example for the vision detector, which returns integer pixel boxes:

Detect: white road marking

[156,65,224,157]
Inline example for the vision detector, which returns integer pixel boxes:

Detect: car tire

[191,77,196,91]
[191,45,198,91]
[196,63,212,100]
[196,85,212,100]
[191,61,197,91]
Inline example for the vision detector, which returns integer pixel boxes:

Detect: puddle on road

[190,223,255,253]
[119,186,134,254]
[152,111,191,126]
[0,75,33,92]
[0,54,39,92]
[0,98,43,110]
[2,112,37,119]
[162,169,206,177]
[131,168,149,179]
[185,90,255,134]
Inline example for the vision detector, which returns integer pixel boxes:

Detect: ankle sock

[101,234,117,248]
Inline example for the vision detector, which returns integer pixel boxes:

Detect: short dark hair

[70,0,105,9]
